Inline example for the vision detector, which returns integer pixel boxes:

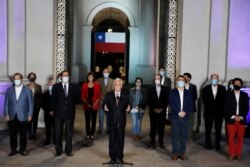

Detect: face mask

[155,79,161,85]
[159,71,165,77]
[29,78,35,82]
[177,81,185,88]
[233,85,241,91]
[62,76,69,84]
[48,85,53,92]
[103,73,109,78]
[211,79,218,86]
[14,80,22,86]
[229,84,234,90]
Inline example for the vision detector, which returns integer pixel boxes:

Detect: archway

[91,8,130,84]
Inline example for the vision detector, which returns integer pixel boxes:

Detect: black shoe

[55,152,62,157]
[117,159,124,164]
[110,159,116,164]
[216,145,221,151]
[148,143,156,149]
[90,136,94,140]
[159,144,166,149]
[97,129,102,134]
[205,144,213,149]
[85,136,90,140]
[8,151,17,156]
[19,151,28,156]
[65,152,73,157]
[43,141,51,146]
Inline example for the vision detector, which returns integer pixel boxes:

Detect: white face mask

[155,79,161,85]
[62,76,69,84]
[48,85,53,91]
[103,73,109,78]
[14,80,22,87]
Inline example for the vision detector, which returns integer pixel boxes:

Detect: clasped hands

[154,108,163,113]
[178,111,186,118]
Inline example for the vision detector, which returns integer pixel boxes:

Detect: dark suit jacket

[169,88,193,121]
[225,91,249,125]
[185,83,197,112]
[202,84,226,115]
[147,85,169,113]
[26,83,42,111]
[129,87,146,110]
[103,90,130,128]
[162,76,171,91]
[52,83,78,120]
[41,90,53,113]
[4,85,34,121]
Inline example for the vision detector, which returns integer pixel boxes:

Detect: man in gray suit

[98,68,114,134]
[4,73,34,156]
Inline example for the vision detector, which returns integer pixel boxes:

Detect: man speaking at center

[103,78,130,164]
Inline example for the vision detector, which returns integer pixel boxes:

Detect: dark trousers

[8,115,28,152]
[204,111,224,147]
[44,112,54,143]
[28,108,40,137]
[84,109,97,136]
[149,111,166,145]
[54,118,74,154]
[109,125,125,161]
[171,120,189,154]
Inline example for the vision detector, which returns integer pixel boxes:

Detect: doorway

[91,8,130,84]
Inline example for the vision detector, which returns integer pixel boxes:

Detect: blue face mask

[177,81,185,88]
[211,79,218,86]
[159,71,165,77]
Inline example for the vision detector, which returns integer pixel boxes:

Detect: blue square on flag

[96,32,105,43]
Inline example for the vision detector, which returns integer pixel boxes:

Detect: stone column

[8,0,26,76]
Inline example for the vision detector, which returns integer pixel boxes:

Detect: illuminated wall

[0,0,55,129]
[227,0,250,82]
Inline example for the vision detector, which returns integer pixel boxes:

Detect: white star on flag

[98,35,103,40]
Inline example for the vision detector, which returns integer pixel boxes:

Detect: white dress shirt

[235,92,240,115]
[212,85,218,99]
[15,84,23,100]
[178,89,184,111]
[161,77,165,86]
[156,85,161,98]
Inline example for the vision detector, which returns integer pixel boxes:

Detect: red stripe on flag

[95,43,125,53]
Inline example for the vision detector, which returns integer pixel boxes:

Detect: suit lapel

[67,83,73,98]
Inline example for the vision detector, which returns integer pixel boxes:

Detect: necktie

[64,84,67,96]
[116,93,120,105]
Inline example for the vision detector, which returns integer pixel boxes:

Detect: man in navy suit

[41,77,54,145]
[147,74,169,149]
[4,73,34,156]
[103,78,130,164]
[52,70,78,157]
[183,73,197,141]
[169,75,193,160]
[202,73,226,151]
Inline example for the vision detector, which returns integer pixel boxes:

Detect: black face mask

[29,78,35,82]
[233,85,241,91]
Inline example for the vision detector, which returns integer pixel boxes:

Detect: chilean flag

[95,32,126,53]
